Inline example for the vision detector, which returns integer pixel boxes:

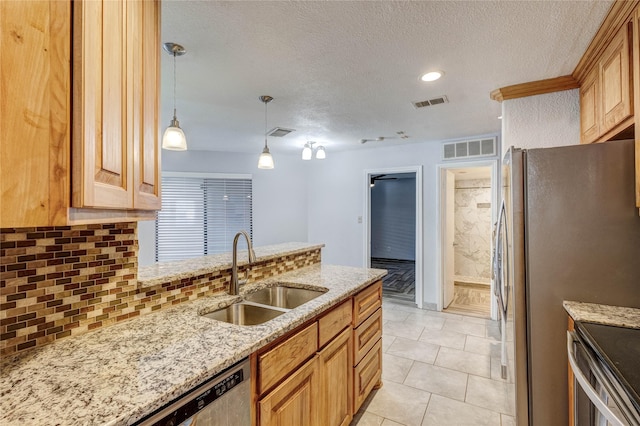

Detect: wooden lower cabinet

[258,357,321,426]
[319,327,353,426]
[254,283,384,426]
[353,339,382,413]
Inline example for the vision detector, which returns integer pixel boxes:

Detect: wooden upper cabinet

[580,19,634,144]
[580,67,600,144]
[600,23,633,134]
[0,1,71,228]
[73,0,160,210]
[132,0,162,210]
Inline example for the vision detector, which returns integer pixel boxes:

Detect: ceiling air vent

[443,137,496,160]
[267,127,295,137]
[412,96,449,109]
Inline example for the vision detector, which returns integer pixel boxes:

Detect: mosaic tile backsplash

[0,223,321,356]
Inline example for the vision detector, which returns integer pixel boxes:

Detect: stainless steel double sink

[202,285,326,326]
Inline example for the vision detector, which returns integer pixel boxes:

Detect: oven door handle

[566,331,626,426]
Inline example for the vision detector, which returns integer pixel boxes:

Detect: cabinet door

[73,0,133,209]
[258,357,320,426]
[353,339,382,414]
[600,22,633,133]
[319,328,353,426]
[580,67,600,144]
[0,0,70,227]
[130,0,161,210]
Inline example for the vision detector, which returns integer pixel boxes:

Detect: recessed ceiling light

[420,71,443,82]
[498,115,503,120]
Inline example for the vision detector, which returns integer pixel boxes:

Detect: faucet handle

[238,270,250,287]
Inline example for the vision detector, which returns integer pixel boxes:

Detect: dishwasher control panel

[134,359,249,426]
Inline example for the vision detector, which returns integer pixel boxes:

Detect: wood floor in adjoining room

[444,282,491,318]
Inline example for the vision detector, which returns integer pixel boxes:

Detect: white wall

[306,138,497,309]
[501,89,580,155]
[138,150,308,266]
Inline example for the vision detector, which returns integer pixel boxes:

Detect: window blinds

[155,174,252,262]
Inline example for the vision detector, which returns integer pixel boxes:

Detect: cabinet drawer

[353,307,382,366]
[318,299,352,348]
[258,322,318,394]
[353,339,382,414]
[353,281,382,327]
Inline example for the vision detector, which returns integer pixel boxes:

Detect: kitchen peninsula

[0,243,386,426]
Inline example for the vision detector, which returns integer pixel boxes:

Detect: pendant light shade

[258,146,275,169]
[301,141,326,160]
[302,143,313,160]
[258,96,275,169]
[162,115,187,151]
[162,42,187,151]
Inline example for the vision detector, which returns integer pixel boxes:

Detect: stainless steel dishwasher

[134,358,250,426]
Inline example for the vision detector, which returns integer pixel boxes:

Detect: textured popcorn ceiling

[160,0,612,154]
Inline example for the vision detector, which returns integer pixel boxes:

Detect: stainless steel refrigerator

[494,139,640,426]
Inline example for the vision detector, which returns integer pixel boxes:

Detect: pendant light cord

[172,52,177,120]
[264,100,268,149]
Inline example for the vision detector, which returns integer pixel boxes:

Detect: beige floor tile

[465,375,515,416]
[501,414,516,426]
[421,394,502,426]
[403,361,468,401]
[434,346,491,378]
[383,308,411,322]
[382,353,414,383]
[464,335,501,357]
[382,419,405,426]
[382,335,397,352]
[403,313,446,330]
[442,319,486,337]
[352,411,385,425]
[365,381,432,426]
[386,337,440,364]
[418,328,467,350]
[383,320,425,340]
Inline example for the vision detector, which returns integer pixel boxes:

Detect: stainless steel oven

[567,330,640,426]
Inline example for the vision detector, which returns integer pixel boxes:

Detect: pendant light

[162,42,187,151]
[301,141,326,160]
[257,96,275,169]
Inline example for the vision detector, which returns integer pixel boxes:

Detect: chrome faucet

[230,230,256,295]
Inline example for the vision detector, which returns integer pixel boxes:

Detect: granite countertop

[563,301,640,329]
[1,263,386,426]
[138,242,325,288]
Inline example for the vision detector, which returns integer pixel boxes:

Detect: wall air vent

[412,96,449,109]
[442,137,497,160]
[267,127,295,137]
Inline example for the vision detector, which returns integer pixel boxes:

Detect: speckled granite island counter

[563,301,640,329]
[1,246,386,426]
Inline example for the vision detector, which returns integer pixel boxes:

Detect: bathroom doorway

[364,166,423,308]
[438,163,497,319]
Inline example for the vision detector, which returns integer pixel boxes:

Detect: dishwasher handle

[566,331,626,426]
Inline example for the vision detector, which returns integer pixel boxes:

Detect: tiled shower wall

[454,178,492,281]
[1,223,321,357]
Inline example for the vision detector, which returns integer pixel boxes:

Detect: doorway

[438,163,497,319]
[364,166,423,308]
